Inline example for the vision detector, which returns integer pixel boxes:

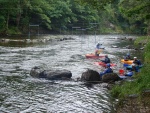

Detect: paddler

[99,63,113,76]
[132,57,142,72]
[95,49,103,56]
[95,43,104,56]
[124,53,131,61]
[96,43,103,49]
[101,55,111,64]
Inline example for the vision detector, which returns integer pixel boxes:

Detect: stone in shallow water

[30,66,72,80]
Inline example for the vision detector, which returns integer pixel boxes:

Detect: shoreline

[111,36,150,113]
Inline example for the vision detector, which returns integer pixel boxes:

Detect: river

[0,34,140,113]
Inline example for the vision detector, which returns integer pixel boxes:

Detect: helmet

[134,57,137,59]
[106,63,110,67]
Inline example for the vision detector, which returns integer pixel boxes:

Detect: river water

[0,35,140,113]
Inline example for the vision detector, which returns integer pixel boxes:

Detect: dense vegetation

[0,0,149,35]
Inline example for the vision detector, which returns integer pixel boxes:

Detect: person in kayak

[124,53,131,60]
[125,68,133,77]
[95,49,103,56]
[99,63,113,76]
[132,57,142,72]
[101,55,111,64]
[95,43,104,56]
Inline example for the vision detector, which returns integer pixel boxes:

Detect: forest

[0,0,149,35]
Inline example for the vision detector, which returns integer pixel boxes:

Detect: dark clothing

[133,59,142,72]
[124,56,131,60]
[133,59,141,65]
[100,67,113,76]
[96,43,102,49]
[101,57,110,64]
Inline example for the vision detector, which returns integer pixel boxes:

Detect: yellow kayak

[121,59,133,64]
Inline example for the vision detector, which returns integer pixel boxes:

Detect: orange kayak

[94,62,116,67]
[85,53,105,59]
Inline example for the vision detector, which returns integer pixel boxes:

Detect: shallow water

[0,35,140,112]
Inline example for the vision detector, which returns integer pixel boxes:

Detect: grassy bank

[111,36,150,99]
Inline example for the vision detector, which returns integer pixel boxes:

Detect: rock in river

[30,66,72,80]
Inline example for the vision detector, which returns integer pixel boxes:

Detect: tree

[29,0,51,29]
[119,0,150,34]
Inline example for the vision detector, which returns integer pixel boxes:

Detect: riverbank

[111,36,150,112]
[0,35,74,47]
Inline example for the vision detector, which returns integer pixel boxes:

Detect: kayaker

[133,57,141,65]
[95,43,104,56]
[101,55,111,64]
[125,69,133,77]
[132,57,142,72]
[124,53,131,60]
[99,63,113,76]
[95,49,102,56]
[96,43,103,49]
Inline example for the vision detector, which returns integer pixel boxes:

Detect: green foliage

[119,0,150,34]
[76,0,115,9]
[0,0,149,35]
[7,26,21,35]
[0,0,103,34]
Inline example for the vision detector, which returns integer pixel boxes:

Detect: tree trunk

[16,9,21,28]
[6,11,9,30]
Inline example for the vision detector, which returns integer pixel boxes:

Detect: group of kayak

[120,54,143,78]
[85,43,143,78]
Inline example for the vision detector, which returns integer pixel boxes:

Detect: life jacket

[105,57,110,63]
[105,67,113,73]
[133,59,141,65]
[95,49,102,54]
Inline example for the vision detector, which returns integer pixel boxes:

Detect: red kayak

[94,62,116,67]
[85,53,105,59]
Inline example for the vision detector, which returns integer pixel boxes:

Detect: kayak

[121,59,133,65]
[85,53,105,59]
[119,75,127,79]
[94,62,116,67]
[126,65,143,69]
[123,63,131,67]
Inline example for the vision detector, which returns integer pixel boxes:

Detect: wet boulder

[102,73,120,83]
[81,69,101,82]
[30,66,72,80]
